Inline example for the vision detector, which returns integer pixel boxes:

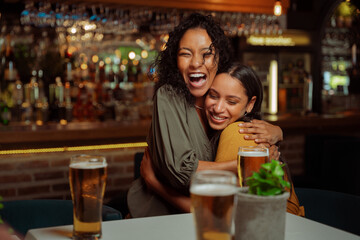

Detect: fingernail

[238,123,243,127]
[239,129,244,133]
[244,135,249,139]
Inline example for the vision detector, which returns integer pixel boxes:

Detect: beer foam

[190,184,236,196]
[238,151,268,157]
[70,161,107,169]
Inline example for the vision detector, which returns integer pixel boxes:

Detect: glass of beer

[190,170,237,240]
[237,146,269,187]
[69,154,108,240]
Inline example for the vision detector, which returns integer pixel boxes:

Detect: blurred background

[0,0,359,203]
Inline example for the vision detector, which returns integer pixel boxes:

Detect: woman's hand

[238,119,283,145]
[268,144,280,161]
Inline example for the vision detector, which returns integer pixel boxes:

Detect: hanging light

[274,0,282,16]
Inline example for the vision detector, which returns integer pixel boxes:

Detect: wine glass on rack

[20,1,37,26]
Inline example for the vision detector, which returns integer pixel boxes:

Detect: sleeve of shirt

[150,86,199,192]
[215,122,257,162]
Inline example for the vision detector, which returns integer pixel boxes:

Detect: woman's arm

[141,147,237,212]
[197,160,237,174]
[141,148,191,212]
[238,119,283,145]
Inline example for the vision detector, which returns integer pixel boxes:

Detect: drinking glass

[69,154,108,240]
[237,146,269,187]
[190,170,237,240]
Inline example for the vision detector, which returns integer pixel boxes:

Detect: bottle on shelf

[0,96,10,125]
[2,34,18,113]
[11,77,23,122]
[22,84,33,125]
[55,77,66,125]
[64,80,73,123]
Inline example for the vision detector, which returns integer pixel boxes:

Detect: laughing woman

[127,13,284,218]
[141,64,304,216]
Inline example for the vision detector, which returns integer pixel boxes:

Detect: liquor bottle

[348,43,360,95]
[34,98,44,126]
[0,56,6,98]
[84,92,95,122]
[48,83,57,122]
[22,84,33,125]
[113,70,124,101]
[127,61,136,83]
[12,78,23,122]
[55,77,66,125]
[72,85,85,122]
[64,81,73,123]
[3,34,17,109]
[0,49,7,125]
[0,96,10,125]
[37,69,46,102]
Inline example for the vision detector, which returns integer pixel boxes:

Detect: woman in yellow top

[141,63,304,216]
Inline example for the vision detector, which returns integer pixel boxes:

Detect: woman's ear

[246,96,257,113]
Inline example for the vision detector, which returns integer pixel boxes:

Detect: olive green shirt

[127,85,213,217]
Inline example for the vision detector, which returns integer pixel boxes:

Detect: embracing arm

[197,160,237,174]
[238,119,283,145]
[141,148,237,213]
[141,147,191,212]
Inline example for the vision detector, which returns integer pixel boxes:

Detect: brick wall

[0,147,145,203]
[279,133,305,177]
[0,134,307,204]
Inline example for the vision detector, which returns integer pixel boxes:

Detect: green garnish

[246,160,291,196]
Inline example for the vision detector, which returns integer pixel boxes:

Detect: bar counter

[0,119,151,150]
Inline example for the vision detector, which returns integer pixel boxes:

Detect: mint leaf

[246,160,290,196]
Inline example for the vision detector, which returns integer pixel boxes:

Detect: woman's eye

[228,101,237,105]
[178,52,190,57]
[203,51,213,58]
[209,94,218,99]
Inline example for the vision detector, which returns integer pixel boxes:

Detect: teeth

[189,73,205,78]
[212,114,225,120]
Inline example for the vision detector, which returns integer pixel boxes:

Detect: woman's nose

[190,54,204,68]
[214,100,225,112]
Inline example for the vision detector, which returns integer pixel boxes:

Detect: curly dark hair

[150,12,234,104]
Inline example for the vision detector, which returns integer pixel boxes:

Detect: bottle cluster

[0,55,154,126]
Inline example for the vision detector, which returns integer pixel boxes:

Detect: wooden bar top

[0,120,151,147]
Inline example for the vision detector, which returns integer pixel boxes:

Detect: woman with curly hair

[127,13,283,218]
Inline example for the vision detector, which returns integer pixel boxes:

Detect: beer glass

[69,155,107,240]
[237,146,269,187]
[190,170,237,240]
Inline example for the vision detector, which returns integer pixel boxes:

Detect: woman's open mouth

[188,73,206,88]
[210,113,227,123]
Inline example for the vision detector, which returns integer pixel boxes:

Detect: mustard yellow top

[215,122,257,162]
[214,121,305,217]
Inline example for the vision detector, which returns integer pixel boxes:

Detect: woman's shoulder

[215,121,256,162]
[157,84,176,94]
[221,121,245,135]
[155,84,188,110]
[156,85,181,100]
[219,121,256,145]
